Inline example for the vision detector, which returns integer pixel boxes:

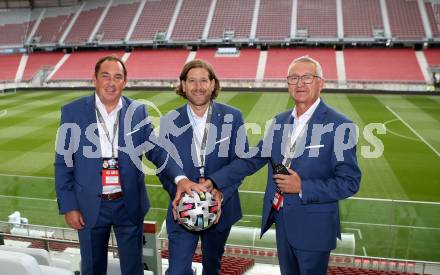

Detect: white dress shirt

[95,94,122,194]
[285,97,321,162]
[282,98,320,199]
[187,104,209,167]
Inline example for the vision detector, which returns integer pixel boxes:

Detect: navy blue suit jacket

[158,101,246,233]
[54,94,183,227]
[210,99,361,251]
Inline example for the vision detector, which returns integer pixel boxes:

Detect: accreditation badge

[102,158,120,187]
[272,189,283,211]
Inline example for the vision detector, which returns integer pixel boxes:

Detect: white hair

[287,55,324,78]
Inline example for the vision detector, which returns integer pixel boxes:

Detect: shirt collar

[292,97,321,121]
[187,103,209,121]
[95,93,123,116]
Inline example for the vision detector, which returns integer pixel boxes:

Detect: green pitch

[0,90,439,262]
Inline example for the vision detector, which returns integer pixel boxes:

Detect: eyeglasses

[286,74,320,85]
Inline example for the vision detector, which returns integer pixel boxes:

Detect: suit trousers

[274,207,330,275]
[78,198,144,275]
[166,225,231,275]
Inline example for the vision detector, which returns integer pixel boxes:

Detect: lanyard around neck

[189,103,213,177]
[283,118,311,168]
[96,107,120,158]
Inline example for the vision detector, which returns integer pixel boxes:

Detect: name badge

[102,158,120,187]
[272,189,283,211]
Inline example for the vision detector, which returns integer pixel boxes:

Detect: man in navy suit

[54,56,197,275]
[159,59,247,275]
[201,56,361,275]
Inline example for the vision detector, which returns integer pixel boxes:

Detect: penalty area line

[386,105,440,158]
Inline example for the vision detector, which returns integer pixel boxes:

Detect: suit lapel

[85,94,102,189]
[289,99,328,165]
[274,111,294,164]
[84,94,98,134]
[118,96,128,148]
[84,94,101,153]
[303,99,328,148]
[205,101,222,175]
[175,105,195,174]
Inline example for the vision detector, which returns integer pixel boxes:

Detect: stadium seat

[98,2,139,42]
[386,0,425,40]
[64,5,105,45]
[425,3,440,37]
[195,48,260,80]
[256,0,291,40]
[171,0,211,41]
[0,250,73,275]
[264,48,338,81]
[344,48,425,82]
[130,0,177,41]
[208,0,254,39]
[33,11,74,45]
[342,0,382,38]
[296,0,337,38]
[0,245,51,265]
[0,245,75,272]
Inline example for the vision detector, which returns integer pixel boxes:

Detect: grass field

[0,90,439,262]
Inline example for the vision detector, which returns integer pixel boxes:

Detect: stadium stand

[0,245,73,271]
[342,0,383,39]
[125,48,189,80]
[264,48,338,81]
[22,52,64,82]
[256,0,292,41]
[97,1,140,43]
[386,0,425,40]
[423,48,440,66]
[0,250,74,275]
[208,0,255,40]
[327,265,428,275]
[1,1,440,274]
[194,48,260,80]
[170,0,211,42]
[0,21,35,47]
[0,53,22,82]
[296,0,337,38]
[50,50,124,80]
[0,9,41,46]
[344,48,425,82]
[425,2,440,38]
[431,2,440,36]
[31,7,75,45]
[63,2,106,45]
[130,0,177,42]
[161,250,255,275]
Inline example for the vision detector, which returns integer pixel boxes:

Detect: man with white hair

[199,56,362,274]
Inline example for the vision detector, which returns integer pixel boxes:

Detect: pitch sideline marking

[0,194,56,202]
[1,194,438,232]
[386,105,440,158]
[346,228,363,239]
[2,173,440,205]
[342,221,440,231]
[362,246,367,256]
[1,194,440,231]
[0,173,53,180]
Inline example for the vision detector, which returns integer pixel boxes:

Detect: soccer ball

[176,191,219,231]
